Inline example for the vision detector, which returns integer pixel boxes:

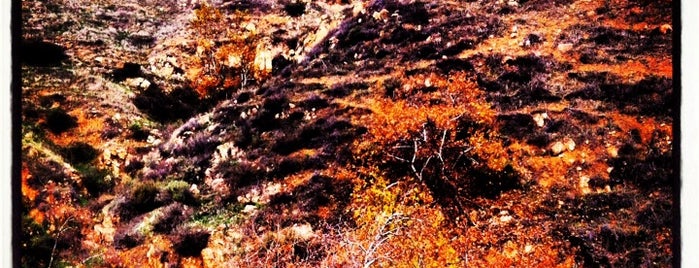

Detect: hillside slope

[20,0,675,267]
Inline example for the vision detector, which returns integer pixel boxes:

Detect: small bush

[20,40,68,66]
[21,216,53,267]
[187,4,265,96]
[113,228,145,249]
[61,142,98,164]
[26,159,68,186]
[75,164,113,196]
[132,182,160,208]
[118,181,164,220]
[165,180,193,203]
[129,123,150,141]
[44,108,78,134]
[284,2,306,17]
[383,78,402,98]
[152,203,187,234]
[170,227,210,257]
[133,86,199,123]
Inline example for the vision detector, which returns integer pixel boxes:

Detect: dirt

[19,0,675,267]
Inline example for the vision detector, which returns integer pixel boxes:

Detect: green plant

[128,122,150,141]
[132,181,159,207]
[190,202,247,228]
[115,30,130,43]
[165,180,191,202]
[61,142,98,164]
[116,181,164,221]
[21,215,52,267]
[74,164,113,196]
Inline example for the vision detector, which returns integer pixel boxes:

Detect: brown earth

[19,0,675,267]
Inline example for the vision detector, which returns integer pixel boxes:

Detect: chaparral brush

[20,0,675,267]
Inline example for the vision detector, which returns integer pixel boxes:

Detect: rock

[557,43,574,52]
[209,178,230,196]
[289,223,315,241]
[189,184,200,195]
[126,77,151,90]
[499,214,513,223]
[244,22,256,32]
[563,138,576,151]
[579,175,591,194]
[550,141,565,156]
[533,112,548,127]
[224,54,242,68]
[507,0,519,7]
[242,204,257,214]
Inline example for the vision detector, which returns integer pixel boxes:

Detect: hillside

[19,0,675,267]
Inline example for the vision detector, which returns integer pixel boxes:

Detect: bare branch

[48,216,75,268]
[418,156,433,181]
[387,153,408,163]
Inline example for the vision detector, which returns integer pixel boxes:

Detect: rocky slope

[20,0,675,267]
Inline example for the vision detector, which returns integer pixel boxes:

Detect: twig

[437,130,447,163]
[417,156,432,181]
[362,213,407,268]
[48,217,74,268]
[385,181,399,190]
[387,153,408,163]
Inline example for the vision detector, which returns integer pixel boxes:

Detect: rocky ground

[19,0,675,267]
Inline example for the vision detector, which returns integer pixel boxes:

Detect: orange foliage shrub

[355,72,494,145]
[333,175,462,267]
[187,4,268,97]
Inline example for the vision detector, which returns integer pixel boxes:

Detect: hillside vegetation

[20,0,674,267]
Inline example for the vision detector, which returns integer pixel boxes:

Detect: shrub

[152,203,187,234]
[132,182,160,208]
[75,164,113,196]
[26,159,68,186]
[117,181,164,220]
[129,122,150,141]
[20,40,68,66]
[21,216,52,267]
[113,228,145,249]
[187,4,267,96]
[61,142,98,164]
[44,108,77,134]
[165,180,193,203]
[170,227,210,257]
[284,2,306,17]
